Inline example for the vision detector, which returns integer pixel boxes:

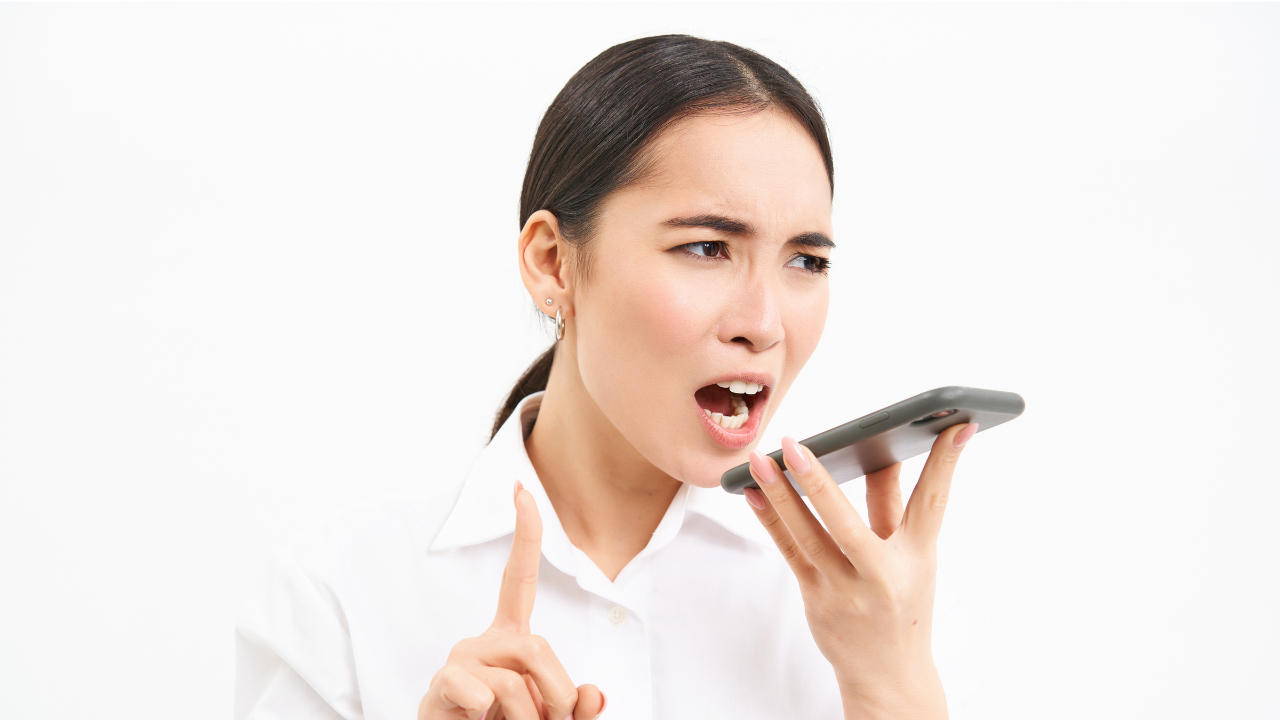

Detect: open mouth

[694,379,769,432]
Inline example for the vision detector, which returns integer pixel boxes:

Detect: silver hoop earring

[554,308,565,341]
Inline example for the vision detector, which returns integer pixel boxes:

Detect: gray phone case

[720,386,1025,495]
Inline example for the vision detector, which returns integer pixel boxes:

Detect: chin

[674,450,752,489]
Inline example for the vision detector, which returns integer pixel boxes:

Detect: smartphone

[721,386,1025,495]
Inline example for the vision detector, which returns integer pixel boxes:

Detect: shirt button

[607,605,627,625]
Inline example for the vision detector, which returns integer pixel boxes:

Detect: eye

[786,253,831,274]
[678,241,729,260]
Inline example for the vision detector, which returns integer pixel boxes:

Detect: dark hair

[490,34,834,440]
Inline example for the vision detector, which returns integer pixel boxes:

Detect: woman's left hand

[743,423,978,720]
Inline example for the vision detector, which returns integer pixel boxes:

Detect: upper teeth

[717,380,763,394]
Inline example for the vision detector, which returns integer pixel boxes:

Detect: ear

[518,210,574,319]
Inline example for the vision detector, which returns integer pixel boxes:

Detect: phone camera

[911,409,957,426]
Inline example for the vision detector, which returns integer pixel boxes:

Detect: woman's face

[571,108,833,488]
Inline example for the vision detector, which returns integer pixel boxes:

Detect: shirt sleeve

[235,551,363,720]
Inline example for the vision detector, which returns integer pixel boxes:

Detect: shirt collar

[429,392,773,560]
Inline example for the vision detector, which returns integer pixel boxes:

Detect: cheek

[574,260,733,486]
[756,284,829,433]
[783,285,829,369]
[578,265,718,403]
[576,263,830,487]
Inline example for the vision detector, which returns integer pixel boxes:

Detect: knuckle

[928,491,950,510]
[800,535,827,558]
[516,535,542,555]
[450,637,479,659]
[437,664,465,686]
[518,633,544,657]
[804,590,848,625]
[880,582,903,608]
[835,520,865,547]
[778,541,803,563]
[527,634,553,661]
[428,665,450,692]
[769,489,795,510]
[555,689,579,710]
[495,671,525,695]
[805,477,834,500]
[426,665,474,712]
[795,563,820,585]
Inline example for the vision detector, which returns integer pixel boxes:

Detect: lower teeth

[704,394,750,429]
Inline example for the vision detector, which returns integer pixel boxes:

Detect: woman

[236,35,977,720]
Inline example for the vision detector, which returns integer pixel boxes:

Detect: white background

[2,3,1277,718]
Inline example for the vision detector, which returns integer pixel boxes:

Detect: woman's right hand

[418,482,606,720]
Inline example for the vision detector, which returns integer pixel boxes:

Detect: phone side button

[858,411,890,428]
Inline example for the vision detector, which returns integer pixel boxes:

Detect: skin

[419,109,970,720]
[524,109,834,578]
[743,427,977,719]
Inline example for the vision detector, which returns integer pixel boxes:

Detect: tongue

[695,385,734,415]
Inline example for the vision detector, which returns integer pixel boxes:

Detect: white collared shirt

[236,393,902,719]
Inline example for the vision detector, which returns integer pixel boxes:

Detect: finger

[494,481,542,633]
[471,666,540,720]
[776,437,881,574]
[573,685,605,720]
[865,462,904,539]
[470,633,579,720]
[742,484,816,581]
[522,675,545,718]
[748,448,849,575]
[423,665,494,720]
[902,422,977,548]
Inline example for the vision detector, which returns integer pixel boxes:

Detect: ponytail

[490,344,555,441]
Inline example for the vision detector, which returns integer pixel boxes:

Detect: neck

[524,344,682,581]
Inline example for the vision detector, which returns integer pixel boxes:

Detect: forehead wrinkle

[599,109,832,251]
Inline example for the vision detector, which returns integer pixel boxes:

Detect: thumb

[573,685,605,720]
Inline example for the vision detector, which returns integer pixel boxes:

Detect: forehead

[607,108,833,233]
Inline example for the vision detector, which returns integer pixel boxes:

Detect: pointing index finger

[493,481,542,633]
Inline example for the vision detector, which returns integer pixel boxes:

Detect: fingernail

[781,436,810,474]
[513,480,524,502]
[954,423,979,447]
[748,450,777,485]
[743,486,767,510]
[600,691,608,713]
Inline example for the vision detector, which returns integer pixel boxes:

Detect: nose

[718,272,784,351]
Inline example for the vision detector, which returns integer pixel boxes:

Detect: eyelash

[676,241,831,275]
[787,254,832,275]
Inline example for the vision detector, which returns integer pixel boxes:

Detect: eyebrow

[663,214,835,249]
[664,214,752,235]
[790,232,835,249]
